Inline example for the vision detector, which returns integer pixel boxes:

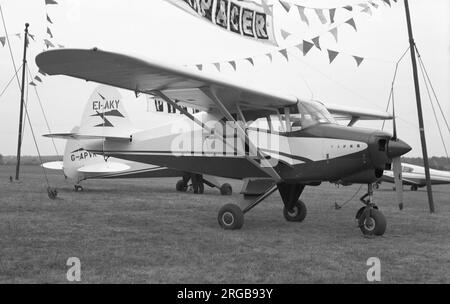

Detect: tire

[358,208,387,236]
[218,204,244,230]
[220,183,232,196]
[356,206,378,220]
[176,180,188,192]
[283,200,307,222]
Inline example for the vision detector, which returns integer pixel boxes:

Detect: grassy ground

[0,165,449,283]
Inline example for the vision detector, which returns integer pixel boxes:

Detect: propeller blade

[392,156,404,210]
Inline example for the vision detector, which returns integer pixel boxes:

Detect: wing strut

[200,87,282,182]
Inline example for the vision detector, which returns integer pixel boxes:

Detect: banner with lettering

[165,0,278,46]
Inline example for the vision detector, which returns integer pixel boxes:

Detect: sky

[0,0,449,157]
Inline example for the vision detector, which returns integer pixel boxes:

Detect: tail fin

[78,85,135,137]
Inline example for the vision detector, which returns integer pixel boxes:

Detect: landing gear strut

[217,183,307,230]
[356,184,386,236]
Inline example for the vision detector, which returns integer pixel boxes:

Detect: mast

[403,0,435,213]
[15,23,29,180]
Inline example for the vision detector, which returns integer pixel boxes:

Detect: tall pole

[403,0,435,213]
[15,23,29,181]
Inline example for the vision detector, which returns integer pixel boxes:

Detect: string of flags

[190,0,398,72]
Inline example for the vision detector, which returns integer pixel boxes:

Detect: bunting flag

[327,49,339,63]
[245,57,254,66]
[213,62,221,71]
[329,27,338,42]
[296,6,309,26]
[46,14,53,24]
[345,18,357,31]
[279,49,289,61]
[362,6,372,15]
[44,39,55,48]
[47,27,53,38]
[329,8,336,23]
[302,40,314,56]
[29,81,37,86]
[312,36,321,50]
[266,53,273,62]
[45,0,58,4]
[279,1,291,12]
[28,33,35,41]
[353,56,364,67]
[34,76,43,83]
[0,36,5,46]
[38,69,48,76]
[15,33,21,39]
[370,1,379,8]
[383,0,391,7]
[294,43,303,52]
[343,5,353,11]
[165,0,278,46]
[280,29,292,40]
[196,64,203,71]
[229,61,237,71]
[314,9,327,24]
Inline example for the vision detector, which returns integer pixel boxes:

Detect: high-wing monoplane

[36,48,412,236]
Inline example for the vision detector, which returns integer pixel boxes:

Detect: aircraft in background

[43,85,232,195]
[376,163,450,191]
[37,48,412,236]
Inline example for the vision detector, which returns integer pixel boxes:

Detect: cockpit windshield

[290,101,336,130]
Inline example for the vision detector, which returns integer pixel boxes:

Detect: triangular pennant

[196,64,203,71]
[29,81,37,86]
[0,36,5,47]
[302,40,314,56]
[312,36,321,50]
[15,33,21,39]
[229,61,236,71]
[362,6,372,15]
[58,44,65,48]
[46,14,53,24]
[279,49,289,61]
[327,49,339,64]
[296,6,309,26]
[38,69,48,76]
[44,39,55,48]
[294,43,303,52]
[45,0,58,4]
[279,0,291,12]
[245,57,254,66]
[329,27,338,42]
[34,76,43,82]
[343,5,353,11]
[213,63,221,72]
[345,18,357,31]
[47,27,53,38]
[261,0,271,15]
[266,53,273,62]
[369,1,379,8]
[329,8,336,23]
[280,29,292,40]
[353,56,364,67]
[314,9,327,24]
[383,0,391,7]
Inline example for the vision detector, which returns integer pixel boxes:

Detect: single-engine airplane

[376,163,450,191]
[36,48,412,236]
[43,85,233,195]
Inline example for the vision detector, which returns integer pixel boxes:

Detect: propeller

[390,95,404,210]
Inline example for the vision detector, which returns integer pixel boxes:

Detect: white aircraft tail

[78,85,135,137]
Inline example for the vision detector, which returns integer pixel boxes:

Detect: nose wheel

[357,184,387,236]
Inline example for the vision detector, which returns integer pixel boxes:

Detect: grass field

[0,165,449,283]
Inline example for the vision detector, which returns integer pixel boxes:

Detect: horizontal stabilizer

[42,161,64,170]
[77,162,130,173]
[43,133,131,141]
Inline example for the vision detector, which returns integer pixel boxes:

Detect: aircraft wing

[35,48,298,113]
[43,133,132,141]
[326,103,393,121]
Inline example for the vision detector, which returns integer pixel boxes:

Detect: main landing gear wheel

[218,204,244,230]
[176,180,188,192]
[283,200,307,222]
[358,208,387,236]
[220,183,232,196]
[74,185,83,192]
